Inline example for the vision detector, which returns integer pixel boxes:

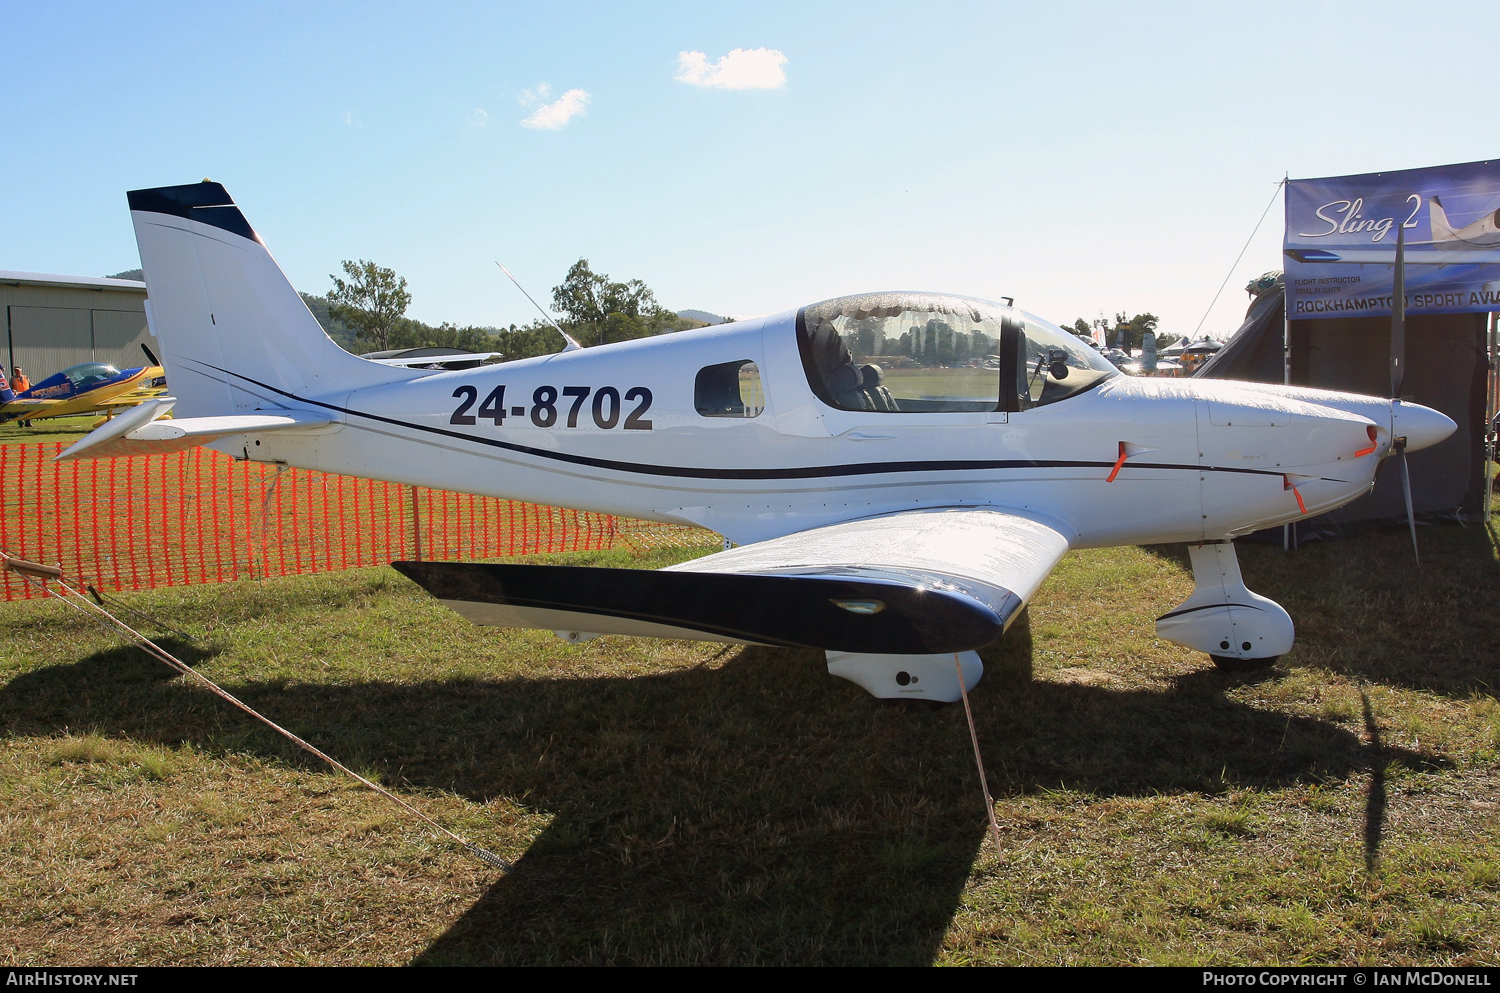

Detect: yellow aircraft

[1,355,166,426]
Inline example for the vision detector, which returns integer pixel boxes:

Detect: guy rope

[2,550,513,872]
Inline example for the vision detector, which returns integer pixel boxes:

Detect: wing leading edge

[394,507,1074,654]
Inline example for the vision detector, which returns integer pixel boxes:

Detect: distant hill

[299,292,360,351]
[677,309,727,326]
[107,269,144,281]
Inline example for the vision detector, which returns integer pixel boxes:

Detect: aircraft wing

[96,397,160,409]
[0,398,62,418]
[393,508,1074,654]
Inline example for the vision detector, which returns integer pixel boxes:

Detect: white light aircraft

[1428,194,1500,249]
[60,182,1457,701]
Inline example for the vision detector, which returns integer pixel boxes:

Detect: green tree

[1100,312,1161,351]
[495,320,571,360]
[1125,312,1160,350]
[328,260,412,352]
[387,318,499,353]
[300,292,359,351]
[551,258,678,347]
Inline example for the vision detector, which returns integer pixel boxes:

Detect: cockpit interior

[794,292,1116,414]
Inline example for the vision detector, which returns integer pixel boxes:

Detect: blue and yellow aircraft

[1,354,166,426]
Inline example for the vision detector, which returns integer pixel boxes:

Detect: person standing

[10,366,29,394]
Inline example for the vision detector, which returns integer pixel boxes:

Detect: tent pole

[1488,310,1497,521]
[1283,286,1292,550]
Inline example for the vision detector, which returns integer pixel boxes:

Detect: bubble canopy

[61,363,124,388]
[796,292,1117,413]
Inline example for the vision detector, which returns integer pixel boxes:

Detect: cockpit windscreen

[797,292,1116,413]
[62,363,123,389]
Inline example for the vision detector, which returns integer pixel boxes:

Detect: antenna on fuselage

[495,262,582,352]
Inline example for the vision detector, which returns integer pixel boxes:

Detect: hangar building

[0,270,158,383]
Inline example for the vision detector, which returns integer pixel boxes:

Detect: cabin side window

[797,294,1002,412]
[695,360,765,418]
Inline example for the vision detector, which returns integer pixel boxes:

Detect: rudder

[128,181,409,418]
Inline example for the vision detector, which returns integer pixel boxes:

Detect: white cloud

[468,108,489,129]
[518,82,553,107]
[521,88,590,130]
[675,48,787,89]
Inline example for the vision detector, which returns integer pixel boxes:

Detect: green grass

[0,415,96,446]
[1,529,1497,965]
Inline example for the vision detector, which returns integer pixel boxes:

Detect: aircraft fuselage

[222,312,1434,548]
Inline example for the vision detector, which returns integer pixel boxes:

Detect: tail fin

[1428,195,1458,243]
[128,182,409,418]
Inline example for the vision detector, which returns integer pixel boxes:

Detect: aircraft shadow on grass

[0,615,1443,966]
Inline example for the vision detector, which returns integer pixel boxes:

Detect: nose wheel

[1156,541,1295,670]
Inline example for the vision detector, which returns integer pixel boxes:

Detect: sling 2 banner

[1283,159,1500,320]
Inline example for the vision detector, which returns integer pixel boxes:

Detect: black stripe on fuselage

[212,364,1293,483]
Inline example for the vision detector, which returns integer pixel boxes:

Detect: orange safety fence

[0,443,710,602]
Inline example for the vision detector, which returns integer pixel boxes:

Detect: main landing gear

[825,650,983,702]
[1155,540,1294,671]
[829,540,1290,701]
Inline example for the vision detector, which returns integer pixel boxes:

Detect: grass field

[1,527,1497,966]
[0,416,96,446]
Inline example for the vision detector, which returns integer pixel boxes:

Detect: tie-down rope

[2,552,512,873]
[955,653,1004,858]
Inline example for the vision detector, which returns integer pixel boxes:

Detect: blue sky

[3,1,1497,339]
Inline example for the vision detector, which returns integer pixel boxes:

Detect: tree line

[122,262,1182,359]
[302,258,706,361]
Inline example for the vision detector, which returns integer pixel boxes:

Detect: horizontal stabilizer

[391,560,1007,653]
[55,398,334,462]
[364,351,504,369]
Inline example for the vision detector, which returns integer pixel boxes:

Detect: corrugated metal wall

[92,309,152,366]
[10,307,93,376]
[1,282,158,381]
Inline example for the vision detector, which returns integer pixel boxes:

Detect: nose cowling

[1393,401,1456,454]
